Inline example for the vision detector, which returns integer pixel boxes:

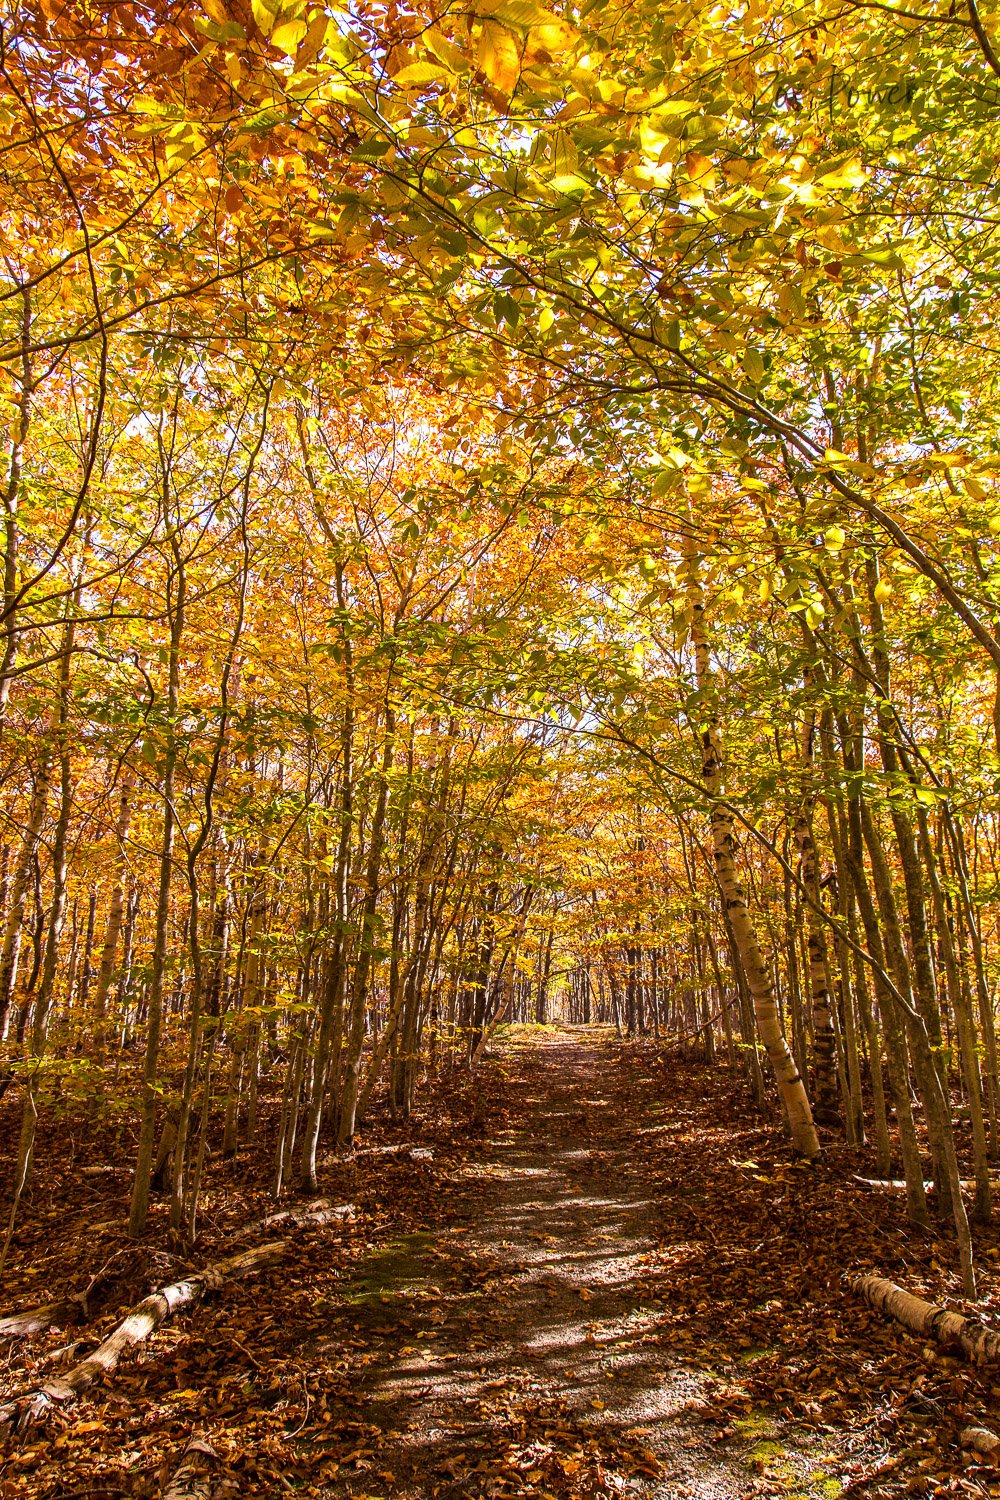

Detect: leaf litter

[3,1026,1000,1497]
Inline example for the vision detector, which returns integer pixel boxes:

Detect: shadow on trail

[304,1028,801,1499]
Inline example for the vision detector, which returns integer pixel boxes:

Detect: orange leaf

[684,151,715,188]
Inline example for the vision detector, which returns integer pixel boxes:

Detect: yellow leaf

[538,305,554,332]
[823,525,845,553]
[551,130,577,176]
[529,18,578,54]
[777,282,807,319]
[271,17,307,53]
[874,579,893,604]
[639,115,674,160]
[393,60,449,87]
[425,29,470,73]
[482,0,580,56]
[164,126,205,167]
[743,348,765,385]
[251,0,277,36]
[478,20,520,94]
[817,157,867,190]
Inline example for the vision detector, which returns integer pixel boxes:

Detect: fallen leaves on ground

[3,1030,1000,1497]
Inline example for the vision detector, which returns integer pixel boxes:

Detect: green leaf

[743,348,765,385]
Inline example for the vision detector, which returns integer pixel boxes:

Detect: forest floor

[3,1026,1000,1498]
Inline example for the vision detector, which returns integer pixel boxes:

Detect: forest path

[307,1027,786,1499]
[1,1027,989,1498]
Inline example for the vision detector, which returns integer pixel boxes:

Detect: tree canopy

[3,0,1000,1431]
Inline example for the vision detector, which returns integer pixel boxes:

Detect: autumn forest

[1,0,1000,1494]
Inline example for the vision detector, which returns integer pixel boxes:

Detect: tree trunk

[855,1274,998,1360]
[129,545,185,1238]
[793,702,839,1126]
[92,785,131,1063]
[337,705,395,1146]
[686,540,819,1157]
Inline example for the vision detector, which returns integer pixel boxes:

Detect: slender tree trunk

[0,576,77,1272]
[919,809,991,1222]
[337,704,395,1147]
[93,785,131,1062]
[0,289,33,745]
[0,753,53,1039]
[686,539,819,1157]
[129,547,185,1238]
[794,700,839,1126]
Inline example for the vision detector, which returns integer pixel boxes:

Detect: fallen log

[260,1198,354,1232]
[0,1239,287,1437]
[962,1426,1000,1464]
[163,1435,220,1500]
[854,1274,1000,1363]
[853,1176,998,1193]
[0,1303,72,1338]
[853,1177,932,1192]
[0,1246,162,1337]
[1,1203,352,1349]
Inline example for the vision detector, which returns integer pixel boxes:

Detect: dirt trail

[5,1025,996,1498]
[308,1028,773,1498]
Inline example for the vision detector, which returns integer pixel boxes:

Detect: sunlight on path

[308,1028,769,1499]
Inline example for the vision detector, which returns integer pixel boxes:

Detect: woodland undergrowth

[2,1032,1000,1500]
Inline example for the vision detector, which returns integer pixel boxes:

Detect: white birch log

[0,1240,287,1435]
[853,1176,999,1192]
[0,1303,70,1338]
[0,1203,351,1345]
[163,1435,220,1500]
[855,1274,1000,1362]
[961,1427,1000,1463]
[259,1198,354,1231]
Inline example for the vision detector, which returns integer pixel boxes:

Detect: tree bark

[794,699,840,1126]
[129,537,185,1237]
[855,1274,999,1361]
[337,703,395,1146]
[686,539,819,1157]
[93,784,132,1062]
